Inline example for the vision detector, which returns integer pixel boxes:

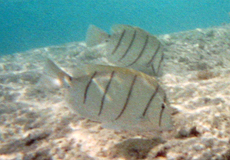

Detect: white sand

[1,25,230,160]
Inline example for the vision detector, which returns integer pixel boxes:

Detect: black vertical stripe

[156,52,164,75]
[98,71,115,116]
[142,85,159,117]
[110,30,126,55]
[118,30,137,61]
[115,75,137,120]
[126,35,149,67]
[83,71,97,104]
[147,42,161,65]
[159,103,165,127]
[151,64,156,76]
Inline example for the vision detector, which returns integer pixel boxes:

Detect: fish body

[43,59,174,131]
[86,24,164,76]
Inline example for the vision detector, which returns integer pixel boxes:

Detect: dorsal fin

[110,24,135,34]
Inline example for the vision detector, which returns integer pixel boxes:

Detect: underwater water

[0,0,229,55]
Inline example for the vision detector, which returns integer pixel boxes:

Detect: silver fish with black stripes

[41,59,174,131]
[86,24,164,76]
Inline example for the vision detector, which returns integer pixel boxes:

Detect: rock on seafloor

[1,25,230,159]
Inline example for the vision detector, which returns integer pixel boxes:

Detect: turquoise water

[0,0,229,55]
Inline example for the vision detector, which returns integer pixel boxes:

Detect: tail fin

[86,25,110,47]
[38,58,70,89]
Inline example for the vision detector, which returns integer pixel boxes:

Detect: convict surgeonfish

[42,59,174,131]
[86,24,164,76]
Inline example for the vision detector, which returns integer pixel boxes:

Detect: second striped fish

[86,24,164,76]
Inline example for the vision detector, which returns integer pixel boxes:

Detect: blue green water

[0,0,230,55]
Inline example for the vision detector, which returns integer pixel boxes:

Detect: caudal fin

[86,25,110,47]
[38,58,70,89]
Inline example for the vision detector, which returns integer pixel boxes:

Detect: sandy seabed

[1,25,230,160]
